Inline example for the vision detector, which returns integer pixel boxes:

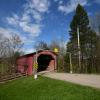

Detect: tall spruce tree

[67,4,97,73]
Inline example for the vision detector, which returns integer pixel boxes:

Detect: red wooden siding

[17,50,57,75]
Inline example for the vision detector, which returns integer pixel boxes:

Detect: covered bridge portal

[17,50,57,75]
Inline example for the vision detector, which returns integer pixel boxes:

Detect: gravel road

[43,72,100,89]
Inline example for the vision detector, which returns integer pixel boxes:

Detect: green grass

[0,76,100,100]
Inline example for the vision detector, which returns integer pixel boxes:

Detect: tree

[95,37,100,73]
[49,40,60,50]
[49,39,66,72]
[34,41,49,50]
[0,34,24,74]
[90,12,100,73]
[90,12,100,35]
[67,4,97,73]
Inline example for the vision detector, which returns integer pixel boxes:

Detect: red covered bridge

[17,50,57,75]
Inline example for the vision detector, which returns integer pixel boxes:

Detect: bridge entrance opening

[37,54,54,72]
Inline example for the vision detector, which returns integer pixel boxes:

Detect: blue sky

[0,0,100,53]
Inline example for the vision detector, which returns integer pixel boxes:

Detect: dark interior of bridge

[37,54,54,72]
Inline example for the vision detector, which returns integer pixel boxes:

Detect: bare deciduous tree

[34,40,49,50]
[90,12,100,35]
[0,34,24,74]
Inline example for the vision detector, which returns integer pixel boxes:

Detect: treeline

[66,4,100,73]
[0,34,23,75]
[34,4,100,73]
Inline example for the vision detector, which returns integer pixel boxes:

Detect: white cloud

[6,14,41,38]
[6,14,20,26]
[23,48,35,54]
[0,27,20,38]
[24,0,50,23]
[19,22,41,37]
[32,11,42,22]
[59,0,63,5]
[6,0,50,38]
[27,0,50,13]
[25,9,42,22]
[58,0,88,14]
[21,14,30,22]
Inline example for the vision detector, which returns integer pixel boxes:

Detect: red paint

[17,50,57,75]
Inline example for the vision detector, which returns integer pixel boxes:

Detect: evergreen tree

[67,4,97,73]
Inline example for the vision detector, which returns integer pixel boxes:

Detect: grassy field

[0,76,100,100]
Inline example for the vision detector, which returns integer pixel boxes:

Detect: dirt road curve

[43,72,100,89]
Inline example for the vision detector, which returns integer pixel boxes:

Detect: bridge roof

[18,50,58,58]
